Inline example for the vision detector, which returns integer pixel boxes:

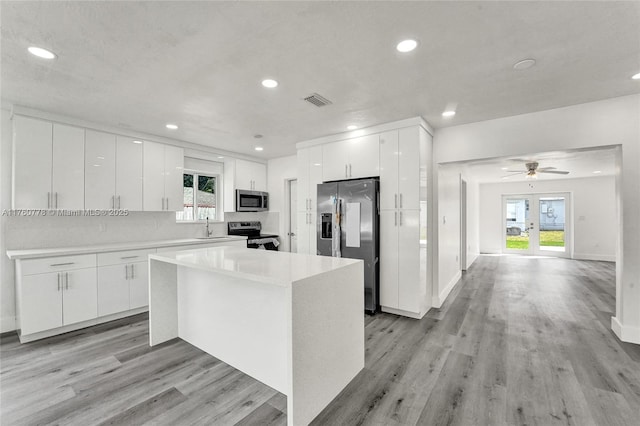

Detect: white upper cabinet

[235,159,267,191]
[12,116,53,209]
[380,128,420,211]
[12,116,85,209]
[85,130,116,210]
[322,134,379,181]
[115,137,143,210]
[52,124,85,209]
[143,141,184,211]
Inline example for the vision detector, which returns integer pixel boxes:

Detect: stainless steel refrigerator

[317,178,379,313]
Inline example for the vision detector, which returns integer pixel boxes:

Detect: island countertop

[149,245,361,287]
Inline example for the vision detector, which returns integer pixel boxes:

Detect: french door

[503,193,571,257]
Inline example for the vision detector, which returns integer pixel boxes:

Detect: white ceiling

[445,146,618,184]
[1,1,639,159]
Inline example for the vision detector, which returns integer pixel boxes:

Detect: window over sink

[176,171,220,222]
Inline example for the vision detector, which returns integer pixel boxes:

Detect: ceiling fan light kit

[502,161,570,179]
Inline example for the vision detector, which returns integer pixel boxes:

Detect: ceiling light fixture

[255,146,264,151]
[133,140,142,144]
[254,134,263,139]
[217,156,224,159]
[513,59,536,70]
[442,110,456,117]
[396,39,418,53]
[28,46,56,59]
[261,79,278,88]
[593,170,602,174]
[632,72,640,80]
[347,125,358,130]
[165,124,178,130]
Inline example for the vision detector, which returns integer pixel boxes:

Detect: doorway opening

[503,193,571,258]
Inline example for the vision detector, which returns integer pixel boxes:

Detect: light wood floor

[2,255,639,425]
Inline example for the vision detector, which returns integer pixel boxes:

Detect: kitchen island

[148,246,364,426]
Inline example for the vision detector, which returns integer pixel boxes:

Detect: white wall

[267,155,297,252]
[433,94,640,343]
[479,176,616,261]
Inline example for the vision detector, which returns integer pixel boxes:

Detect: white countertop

[150,246,362,287]
[6,236,247,260]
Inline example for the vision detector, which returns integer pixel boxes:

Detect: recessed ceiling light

[396,39,418,53]
[632,72,640,80]
[28,46,56,59]
[513,59,536,70]
[255,146,264,151]
[593,170,602,174]
[501,167,509,170]
[217,156,224,159]
[313,163,321,166]
[254,134,263,139]
[347,125,358,131]
[166,124,178,130]
[132,140,142,144]
[442,110,456,117]
[93,164,101,167]
[261,79,278,88]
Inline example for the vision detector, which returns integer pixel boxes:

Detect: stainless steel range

[227,221,280,251]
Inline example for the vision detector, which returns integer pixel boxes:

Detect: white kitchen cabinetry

[97,248,154,316]
[235,159,267,191]
[143,141,184,211]
[86,132,144,210]
[378,126,429,317]
[12,116,85,209]
[296,146,322,254]
[322,134,379,182]
[18,254,97,336]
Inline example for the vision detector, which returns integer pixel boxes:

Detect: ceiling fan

[503,161,570,179]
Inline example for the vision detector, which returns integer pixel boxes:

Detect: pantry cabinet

[12,116,84,209]
[296,146,322,254]
[143,141,184,211]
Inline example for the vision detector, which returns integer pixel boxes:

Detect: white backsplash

[3,211,279,250]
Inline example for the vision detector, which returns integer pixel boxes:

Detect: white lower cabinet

[380,209,421,315]
[19,258,97,336]
[97,249,155,316]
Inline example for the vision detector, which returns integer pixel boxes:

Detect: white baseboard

[466,252,479,269]
[573,253,616,262]
[433,271,462,308]
[17,307,148,343]
[1,315,16,334]
[381,305,425,319]
[612,316,640,345]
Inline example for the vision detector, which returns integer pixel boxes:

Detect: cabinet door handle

[47,192,51,209]
[57,273,61,291]
[394,211,397,226]
[399,211,403,226]
[117,196,121,209]
[130,264,134,279]
[65,272,69,290]
[121,255,139,260]
[394,194,397,208]
[345,164,348,178]
[349,164,352,177]
[399,193,403,208]
[166,198,169,210]
[111,195,115,209]
[125,264,129,280]
[55,192,58,209]
[50,262,74,267]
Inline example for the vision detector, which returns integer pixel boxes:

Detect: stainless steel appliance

[235,190,269,212]
[317,178,379,313]
[228,221,279,250]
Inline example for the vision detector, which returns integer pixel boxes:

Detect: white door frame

[502,192,572,258]
[460,178,467,270]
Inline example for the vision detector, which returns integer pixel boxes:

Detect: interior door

[289,180,298,253]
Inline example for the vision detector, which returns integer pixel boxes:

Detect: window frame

[176,169,222,223]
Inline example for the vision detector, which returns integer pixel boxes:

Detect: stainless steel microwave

[235,190,269,212]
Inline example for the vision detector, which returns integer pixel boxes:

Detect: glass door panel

[505,197,531,253]
[538,197,566,253]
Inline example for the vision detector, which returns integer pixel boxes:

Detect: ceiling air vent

[303,93,332,107]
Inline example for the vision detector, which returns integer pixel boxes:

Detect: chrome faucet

[205,217,213,237]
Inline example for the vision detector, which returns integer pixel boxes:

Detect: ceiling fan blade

[537,166,557,171]
[504,170,525,173]
[538,170,570,174]
[501,172,525,178]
